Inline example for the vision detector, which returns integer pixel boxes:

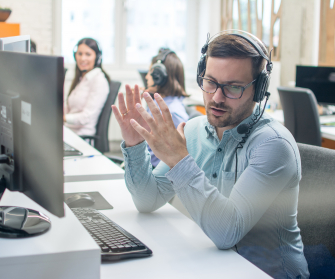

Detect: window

[62,0,115,64]
[125,0,187,65]
[61,0,188,68]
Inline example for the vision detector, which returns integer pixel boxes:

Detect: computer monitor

[0,35,30,53]
[0,51,64,237]
[296,65,335,105]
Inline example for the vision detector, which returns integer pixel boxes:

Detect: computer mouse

[65,193,95,208]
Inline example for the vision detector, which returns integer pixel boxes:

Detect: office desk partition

[65,179,271,279]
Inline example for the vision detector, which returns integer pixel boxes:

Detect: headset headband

[156,49,175,64]
[201,29,273,73]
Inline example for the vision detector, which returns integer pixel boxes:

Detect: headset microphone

[237,124,249,135]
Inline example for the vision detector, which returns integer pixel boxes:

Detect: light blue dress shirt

[121,105,310,279]
[146,96,189,167]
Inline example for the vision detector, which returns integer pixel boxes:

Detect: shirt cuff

[121,140,147,162]
[65,114,76,125]
[165,155,202,191]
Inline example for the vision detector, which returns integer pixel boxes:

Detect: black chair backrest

[138,69,148,88]
[184,105,203,119]
[278,86,321,146]
[95,80,121,153]
[297,143,335,278]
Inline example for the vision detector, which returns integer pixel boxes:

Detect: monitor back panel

[0,51,64,217]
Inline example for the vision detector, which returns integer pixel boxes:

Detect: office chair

[138,69,148,89]
[297,143,335,278]
[81,80,121,153]
[278,86,322,146]
[184,105,204,119]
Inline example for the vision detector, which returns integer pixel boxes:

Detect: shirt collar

[83,67,102,81]
[204,104,260,141]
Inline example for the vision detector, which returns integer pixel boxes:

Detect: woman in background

[145,48,189,168]
[64,38,110,136]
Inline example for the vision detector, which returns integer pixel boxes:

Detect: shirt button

[217,148,222,152]
[212,173,217,178]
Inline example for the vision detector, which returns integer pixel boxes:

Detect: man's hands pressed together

[112,85,189,169]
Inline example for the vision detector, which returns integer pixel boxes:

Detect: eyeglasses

[198,76,257,99]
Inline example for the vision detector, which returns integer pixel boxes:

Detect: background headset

[150,48,175,87]
[73,38,103,68]
[197,30,273,183]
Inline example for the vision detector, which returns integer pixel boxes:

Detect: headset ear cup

[253,70,270,102]
[151,63,168,86]
[197,55,206,86]
[73,45,78,61]
[95,53,102,67]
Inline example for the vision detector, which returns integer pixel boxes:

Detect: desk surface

[65,179,270,279]
[63,126,101,156]
[63,126,124,182]
[266,110,335,141]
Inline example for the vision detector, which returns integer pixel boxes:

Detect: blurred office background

[1,0,327,152]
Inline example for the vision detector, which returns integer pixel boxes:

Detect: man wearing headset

[112,31,309,279]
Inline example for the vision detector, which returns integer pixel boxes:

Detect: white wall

[2,0,53,55]
[280,0,320,87]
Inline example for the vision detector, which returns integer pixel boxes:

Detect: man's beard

[206,99,255,129]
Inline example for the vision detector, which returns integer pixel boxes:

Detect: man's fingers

[133,84,141,104]
[118,92,128,114]
[154,93,174,124]
[135,103,159,133]
[130,119,151,139]
[111,105,123,125]
[177,122,186,140]
[142,92,164,123]
[125,84,135,108]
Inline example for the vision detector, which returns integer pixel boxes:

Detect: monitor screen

[0,51,64,218]
[296,65,335,105]
[0,35,30,53]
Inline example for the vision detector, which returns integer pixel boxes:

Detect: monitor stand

[0,187,51,238]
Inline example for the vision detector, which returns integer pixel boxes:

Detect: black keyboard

[71,207,152,261]
[63,142,82,157]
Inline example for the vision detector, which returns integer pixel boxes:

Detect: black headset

[151,48,175,87]
[73,38,103,68]
[197,30,272,103]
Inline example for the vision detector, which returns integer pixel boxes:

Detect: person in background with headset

[64,38,110,136]
[112,30,309,279]
[144,48,189,168]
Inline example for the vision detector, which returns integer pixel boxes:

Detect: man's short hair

[207,34,269,79]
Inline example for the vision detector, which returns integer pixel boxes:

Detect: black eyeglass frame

[198,76,257,99]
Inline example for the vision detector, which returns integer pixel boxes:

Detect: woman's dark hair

[151,50,188,97]
[207,34,268,79]
[69,38,111,95]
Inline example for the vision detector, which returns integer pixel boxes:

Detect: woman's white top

[64,68,109,136]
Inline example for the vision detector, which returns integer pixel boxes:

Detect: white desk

[63,126,101,157]
[267,110,335,142]
[0,190,100,279]
[63,126,124,182]
[65,179,271,279]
